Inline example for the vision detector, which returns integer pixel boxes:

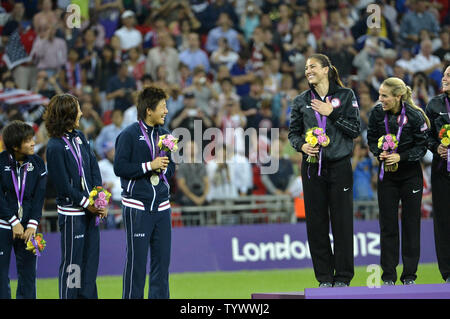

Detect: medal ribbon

[444,97,450,172]
[10,159,28,219]
[62,135,88,191]
[379,104,406,181]
[310,91,327,176]
[139,121,168,185]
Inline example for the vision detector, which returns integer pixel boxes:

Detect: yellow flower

[322,136,330,147]
[89,198,95,205]
[442,137,450,147]
[447,131,450,138]
[309,136,318,146]
[90,190,97,197]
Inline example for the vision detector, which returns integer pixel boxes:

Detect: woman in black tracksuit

[44,94,107,299]
[0,121,46,299]
[289,54,360,287]
[425,65,450,283]
[367,77,430,286]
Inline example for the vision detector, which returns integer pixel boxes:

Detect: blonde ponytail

[381,77,431,128]
[404,85,431,128]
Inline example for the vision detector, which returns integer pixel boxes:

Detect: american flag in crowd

[0,89,49,106]
[2,29,32,70]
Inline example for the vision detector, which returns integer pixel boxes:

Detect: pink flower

[385,135,392,142]
[94,198,106,209]
[318,135,326,144]
[388,141,395,149]
[382,142,389,151]
[314,128,322,136]
[98,192,106,200]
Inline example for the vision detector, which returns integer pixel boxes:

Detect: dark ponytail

[308,53,345,88]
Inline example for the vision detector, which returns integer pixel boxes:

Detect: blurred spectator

[164,85,184,130]
[323,9,354,51]
[109,35,123,64]
[215,99,246,153]
[411,71,435,109]
[276,3,293,45]
[94,108,124,158]
[228,147,253,196]
[55,10,81,52]
[202,0,239,32]
[260,138,295,196]
[175,140,209,213]
[185,67,219,117]
[179,32,210,73]
[230,49,254,97]
[240,2,261,42]
[33,70,63,98]
[399,0,440,47]
[79,95,103,141]
[358,91,375,143]
[78,28,100,87]
[326,31,356,83]
[126,46,146,88]
[94,0,123,40]
[206,143,238,202]
[30,25,67,76]
[205,12,240,54]
[114,10,142,50]
[351,141,376,201]
[106,63,137,112]
[281,31,309,82]
[170,91,213,140]
[240,76,264,130]
[433,28,450,63]
[248,26,274,74]
[95,45,119,112]
[210,37,239,71]
[411,39,443,86]
[395,48,417,75]
[175,19,194,52]
[213,76,240,114]
[58,47,82,96]
[261,59,281,98]
[33,0,58,39]
[97,142,123,228]
[145,30,179,84]
[307,0,327,44]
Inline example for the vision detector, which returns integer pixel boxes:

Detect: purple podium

[252,284,450,299]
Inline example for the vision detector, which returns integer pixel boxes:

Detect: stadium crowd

[0,0,448,229]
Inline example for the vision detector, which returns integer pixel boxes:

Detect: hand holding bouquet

[378,134,399,173]
[438,124,450,170]
[26,233,46,256]
[89,186,111,226]
[305,127,330,163]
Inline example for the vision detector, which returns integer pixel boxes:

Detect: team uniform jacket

[114,122,176,213]
[46,130,102,216]
[288,82,361,161]
[367,103,429,161]
[0,152,47,230]
[425,93,450,156]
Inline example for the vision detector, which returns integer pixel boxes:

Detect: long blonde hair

[381,77,431,128]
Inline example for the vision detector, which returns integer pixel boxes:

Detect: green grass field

[9,263,444,299]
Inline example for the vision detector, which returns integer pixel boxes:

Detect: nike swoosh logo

[412,189,421,194]
[306,105,312,108]
[344,188,349,191]
[439,112,449,116]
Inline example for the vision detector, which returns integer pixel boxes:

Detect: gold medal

[150,175,159,186]
[18,206,23,219]
[384,163,399,172]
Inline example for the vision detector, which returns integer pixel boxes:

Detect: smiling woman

[288,53,361,288]
[367,77,430,286]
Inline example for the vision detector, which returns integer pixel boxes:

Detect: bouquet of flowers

[89,186,112,208]
[89,186,111,226]
[158,134,179,153]
[26,233,46,256]
[439,124,450,147]
[305,127,330,163]
[377,134,399,172]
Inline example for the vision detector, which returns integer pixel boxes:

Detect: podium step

[252,284,450,299]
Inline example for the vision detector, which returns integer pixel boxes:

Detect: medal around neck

[150,174,159,186]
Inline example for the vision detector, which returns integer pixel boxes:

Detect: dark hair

[44,93,79,137]
[2,120,35,156]
[307,53,344,87]
[136,86,168,121]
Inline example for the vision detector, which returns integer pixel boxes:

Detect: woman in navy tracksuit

[44,94,106,299]
[0,120,46,299]
[114,86,175,299]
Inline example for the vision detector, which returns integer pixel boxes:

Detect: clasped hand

[311,97,333,116]
[379,151,400,165]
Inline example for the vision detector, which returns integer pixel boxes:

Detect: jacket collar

[309,81,340,100]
